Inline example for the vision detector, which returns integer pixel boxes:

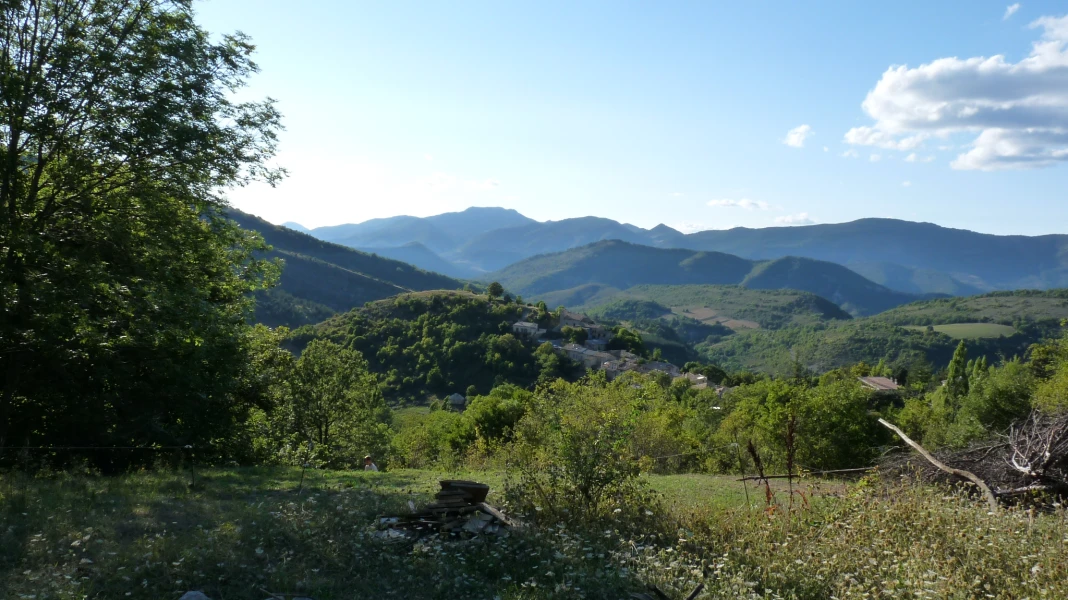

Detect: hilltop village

[510,308,712,390]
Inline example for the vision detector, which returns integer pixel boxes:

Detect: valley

[233,209,1068,382]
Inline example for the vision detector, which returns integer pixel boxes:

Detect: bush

[505,378,664,531]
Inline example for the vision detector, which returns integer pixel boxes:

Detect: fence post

[184,445,195,490]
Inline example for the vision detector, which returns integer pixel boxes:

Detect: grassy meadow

[903,323,1019,339]
[2,467,1067,599]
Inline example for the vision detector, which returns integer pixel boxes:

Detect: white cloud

[671,222,711,234]
[1004,3,1021,20]
[845,14,1068,170]
[905,153,936,162]
[870,154,882,162]
[841,149,859,158]
[671,192,684,197]
[783,124,813,148]
[708,198,770,210]
[775,213,815,225]
[902,180,912,187]
[823,146,829,152]
[423,153,434,161]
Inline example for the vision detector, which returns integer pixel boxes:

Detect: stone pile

[375,480,517,540]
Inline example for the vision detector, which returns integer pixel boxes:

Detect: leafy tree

[285,340,391,467]
[945,341,970,401]
[0,0,282,460]
[562,325,589,345]
[487,281,504,300]
[608,327,646,356]
[682,361,728,385]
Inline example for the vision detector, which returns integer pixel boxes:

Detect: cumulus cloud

[905,153,936,162]
[783,124,813,148]
[708,198,770,210]
[1004,3,1021,20]
[902,180,912,187]
[841,149,859,158]
[775,213,815,225]
[870,154,882,162]
[823,146,829,152]
[844,14,1068,170]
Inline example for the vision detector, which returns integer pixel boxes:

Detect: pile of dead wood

[879,412,1068,509]
[375,480,518,540]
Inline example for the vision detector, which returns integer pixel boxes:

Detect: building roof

[512,321,538,328]
[560,310,594,324]
[858,376,900,391]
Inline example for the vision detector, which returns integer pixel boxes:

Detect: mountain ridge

[488,239,931,316]
[293,208,1068,294]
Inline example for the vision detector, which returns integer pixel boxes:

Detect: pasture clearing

[2,467,1066,599]
[903,322,1017,338]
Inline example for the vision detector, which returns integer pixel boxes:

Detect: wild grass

[903,323,1018,339]
[2,468,1066,599]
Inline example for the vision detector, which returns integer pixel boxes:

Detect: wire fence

[1,444,202,487]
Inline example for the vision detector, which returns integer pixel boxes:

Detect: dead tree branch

[878,418,999,511]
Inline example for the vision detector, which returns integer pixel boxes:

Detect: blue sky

[196,1,1068,235]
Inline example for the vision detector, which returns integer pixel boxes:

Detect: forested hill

[228,210,465,327]
[699,289,1068,375]
[291,291,577,402]
[490,240,929,316]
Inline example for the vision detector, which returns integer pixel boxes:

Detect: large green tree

[0,0,283,459]
[285,340,391,468]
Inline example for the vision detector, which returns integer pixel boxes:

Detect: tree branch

[878,418,999,511]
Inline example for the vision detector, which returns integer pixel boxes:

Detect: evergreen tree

[946,341,970,401]
[487,281,504,300]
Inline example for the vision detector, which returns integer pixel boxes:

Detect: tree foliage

[0,0,283,460]
[295,292,580,402]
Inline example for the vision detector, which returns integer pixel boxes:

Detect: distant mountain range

[488,240,932,316]
[285,207,1068,295]
[227,210,464,327]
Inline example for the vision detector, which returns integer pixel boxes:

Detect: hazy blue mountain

[423,206,535,241]
[281,221,311,234]
[314,216,457,253]
[847,262,986,296]
[682,218,1068,291]
[356,242,481,279]
[456,217,654,271]
[308,207,534,256]
[488,240,929,316]
[227,210,464,327]
[300,208,1068,295]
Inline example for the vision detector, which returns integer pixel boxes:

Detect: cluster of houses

[511,309,716,391]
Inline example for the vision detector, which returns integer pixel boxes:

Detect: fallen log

[878,418,999,511]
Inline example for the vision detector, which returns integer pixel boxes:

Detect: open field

[3,467,1067,599]
[903,322,1018,338]
[873,290,1068,326]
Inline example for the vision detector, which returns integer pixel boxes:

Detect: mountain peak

[650,223,682,235]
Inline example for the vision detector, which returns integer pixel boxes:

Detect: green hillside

[291,291,578,402]
[578,285,853,330]
[227,210,466,327]
[868,289,1068,326]
[699,290,1068,375]
[490,240,925,316]
[742,256,925,315]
